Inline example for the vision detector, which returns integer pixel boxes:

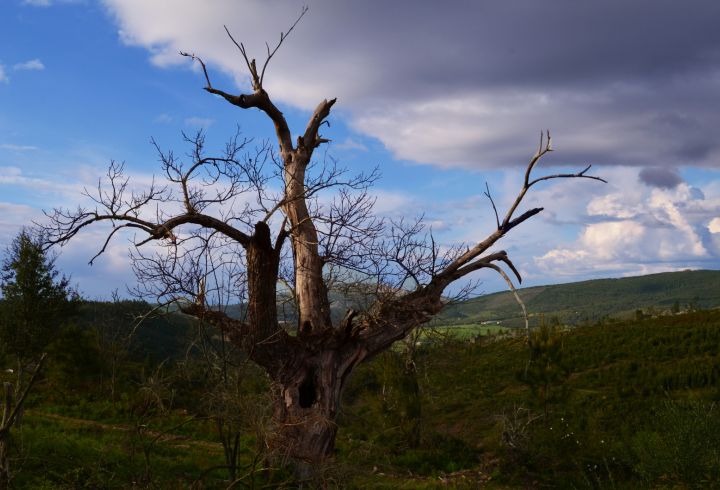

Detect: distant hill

[77,270,720,356]
[437,269,720,328]
[77,300,196,362]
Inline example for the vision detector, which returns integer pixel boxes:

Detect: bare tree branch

[259,6,309,87]
[484,181,500,230]
[179,51,213,88]
[484,263,529,339]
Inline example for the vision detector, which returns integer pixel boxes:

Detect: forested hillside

[438,269,720,327]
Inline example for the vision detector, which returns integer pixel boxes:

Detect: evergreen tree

[0,229,78,364]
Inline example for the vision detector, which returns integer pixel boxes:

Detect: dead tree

[43,10,604,475]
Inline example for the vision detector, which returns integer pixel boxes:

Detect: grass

[13,412,226,489]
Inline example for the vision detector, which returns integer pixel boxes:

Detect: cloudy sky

[1,0,719,299]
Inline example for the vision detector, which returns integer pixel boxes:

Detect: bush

[632,400,720,486]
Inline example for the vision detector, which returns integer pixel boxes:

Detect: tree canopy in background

[0,229,79,364]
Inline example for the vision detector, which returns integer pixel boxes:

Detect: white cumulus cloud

[536,179,719,277]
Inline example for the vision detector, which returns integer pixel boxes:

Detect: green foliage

[427,324,510,340]
[173,330,272,483]
[632,400,720,486]
[377,351,423,449]
[46,324,103,389]
[0,230,79,363]
[672,300,680,314]
[339,309,720,487]
[392,433,478,476]
[78,300,194,363]
[14,414,226,488]
[523,322,570,417]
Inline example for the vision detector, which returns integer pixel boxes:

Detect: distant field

[432,324,511,339]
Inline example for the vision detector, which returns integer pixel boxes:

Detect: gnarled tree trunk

[268,346,359,472]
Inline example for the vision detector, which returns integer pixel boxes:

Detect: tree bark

[283,149,332,335]
[267,337,364,477]
[246,221,280,343]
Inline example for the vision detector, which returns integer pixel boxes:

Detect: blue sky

[1,0,719,299]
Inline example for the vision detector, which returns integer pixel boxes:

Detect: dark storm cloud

[332,1,720,93]
[107,0,720,169]
[304,1,720,168]
[638,167,684,189]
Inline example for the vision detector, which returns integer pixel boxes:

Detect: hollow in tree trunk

[257,333,365,478]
